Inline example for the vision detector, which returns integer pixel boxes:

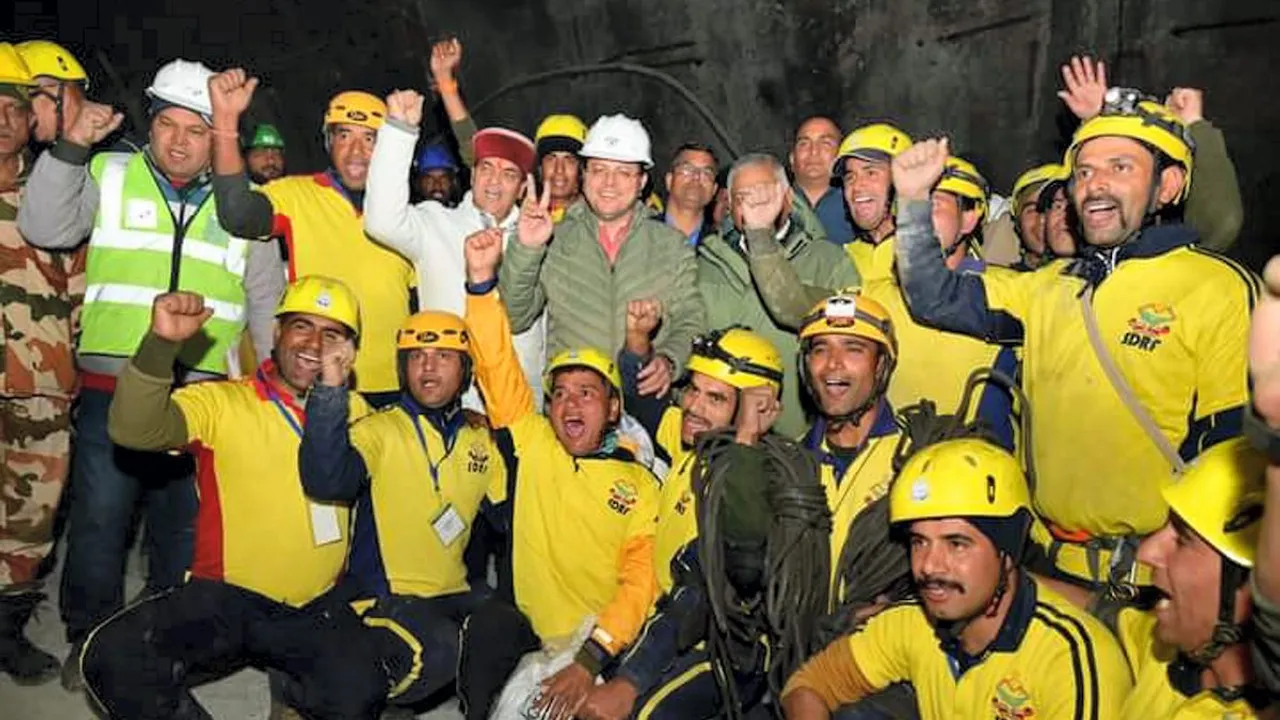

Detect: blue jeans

[60,388,196,644]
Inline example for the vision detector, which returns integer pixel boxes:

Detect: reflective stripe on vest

[80,152,249,374]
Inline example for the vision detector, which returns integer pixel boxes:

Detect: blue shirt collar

[398,393,463,443]
[804,399,897,477]
[937,571,1036,677]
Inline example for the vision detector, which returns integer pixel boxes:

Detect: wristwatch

[1243,402,1280,465]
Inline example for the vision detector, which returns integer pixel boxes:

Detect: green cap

[249,124,286,150]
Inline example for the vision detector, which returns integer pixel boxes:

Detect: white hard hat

[580,114,653,168]
[146,59,215,121]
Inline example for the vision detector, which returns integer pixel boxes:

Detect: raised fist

[151,292,214,343]
[891,138,949,203]
[208,68,259,120]
[385,89,425,127]
[1165,88,1204,126]
[430,38,463,82]
[64,101,124,148]
[464,227,505,285]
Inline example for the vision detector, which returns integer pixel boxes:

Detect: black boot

[0,592,60,685]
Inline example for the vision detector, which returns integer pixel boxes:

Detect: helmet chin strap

[1186,560,1250,666]
[935,554,1014,643]
[810,354,894,428]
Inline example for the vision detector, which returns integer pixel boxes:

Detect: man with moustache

[244,123,286,184]
[789,116,852,245]
[534,114,588,224]
[782,438,1131,719]
[891,97,1256,607]
[660,143,718,246]
[81,277,390,720]
[16,58,282,688]
[364,82,546,411]
[207,68,414,409]
[411,143,461,206]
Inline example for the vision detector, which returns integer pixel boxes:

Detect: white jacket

[364,121,547,411]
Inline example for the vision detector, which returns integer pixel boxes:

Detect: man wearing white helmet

[500,114,704,400]
[16,57,283,689]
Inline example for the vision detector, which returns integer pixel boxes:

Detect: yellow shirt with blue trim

[343,404,507,599]
[802,409,899,603]
[174,362,370,606]
[467,285,660,654]
[784,574,1132,719]
[264,172,415,394]
[651,406,699,594]
[1117,608,1271,719]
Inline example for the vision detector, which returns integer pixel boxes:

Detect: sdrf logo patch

[608,479,638,516]
[991,675,1036,719]
[1121,303,1175,352]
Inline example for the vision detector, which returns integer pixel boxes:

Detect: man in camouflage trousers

[0,44,85,685]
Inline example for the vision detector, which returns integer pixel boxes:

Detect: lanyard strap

[258,370,304,438]
[410,414,457,495]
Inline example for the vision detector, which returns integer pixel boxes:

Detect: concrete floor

[0,546,462,719]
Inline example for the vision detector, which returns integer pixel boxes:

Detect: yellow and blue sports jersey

[651,406,699,594]
[1117,608,1272,719]
[845,232,896,285]
[467,284,660,655]
[861,267,1018,451]
[802,405,899,604]
[896,215,1257,538]
[783,573,1133,718]
[263,172,415,394]
[342,401,507,599]
[173,361,370,606]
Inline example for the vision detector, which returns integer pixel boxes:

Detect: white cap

[146,59,215,121]
[579,114,653,168]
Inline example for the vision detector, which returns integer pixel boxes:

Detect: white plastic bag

[489,616,597,719]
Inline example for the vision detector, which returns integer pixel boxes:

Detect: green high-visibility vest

[80,152,250,375]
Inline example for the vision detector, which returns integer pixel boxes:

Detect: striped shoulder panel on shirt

[1187,246,1261,310]
[1032,601,1101,720]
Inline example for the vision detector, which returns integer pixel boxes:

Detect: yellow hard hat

[544,348,623,397]
[1066,91,1194,202]
[1010,163,1067,216]
[323,91,386,131]
[396,311,469,353]
[799,291,897,361]
[15,40,88,86]
[686,327,784,392]
[832,123,913,175]
[275,275,361,336]
[890,438,1031,525]
[0,43,36,87]
[535,114,588,144]
[936,156,990,221]
[1163,438,1266,568]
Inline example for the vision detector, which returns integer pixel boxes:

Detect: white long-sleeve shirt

[364,120,546,411]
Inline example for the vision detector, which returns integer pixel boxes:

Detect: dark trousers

[361,589,486,706]
[81,579,387,720]
[631,647,768,719]
[60,387,196,644]
[834,683,919,719]
[456,598,541,720]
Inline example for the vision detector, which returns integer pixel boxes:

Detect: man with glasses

[500,114,704,400]
[661,143,718,247]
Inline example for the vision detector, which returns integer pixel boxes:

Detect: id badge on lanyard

[261,371,343,547]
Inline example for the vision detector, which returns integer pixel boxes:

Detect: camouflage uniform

[0,159,86,591]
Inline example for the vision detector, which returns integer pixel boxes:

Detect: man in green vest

[245,123,286,185]
[16,57,283,690]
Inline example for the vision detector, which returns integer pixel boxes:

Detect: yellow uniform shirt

[1117,608,1270,719]
[652,407,697,594]
[345,406,506,598]
[845,233,896,285]
[468,286,659,653]
[786,576,1132,719]
[802,411,899,603]
[862,275,1017,427]
[974,246,1257,535]
[264,173,415,393]
[175,363,370,606]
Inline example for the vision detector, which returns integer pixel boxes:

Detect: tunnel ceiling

[14,0,1280,266]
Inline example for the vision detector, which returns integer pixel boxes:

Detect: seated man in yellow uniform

[81,277,390,720]
[456,228,660,720]
[616,298,784,593]
[298,308,505,709]
[1115,437,1276,718]
[782,438,1132,719]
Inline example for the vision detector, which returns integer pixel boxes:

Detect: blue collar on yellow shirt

[398,393,464,445]
[937,570,1036,679]
[1064,223,1197,288]
[803,399,897,479]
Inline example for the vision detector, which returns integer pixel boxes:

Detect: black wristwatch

[1243,402,1280,465]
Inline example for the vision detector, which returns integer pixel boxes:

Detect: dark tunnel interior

[9,0,1280,268]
